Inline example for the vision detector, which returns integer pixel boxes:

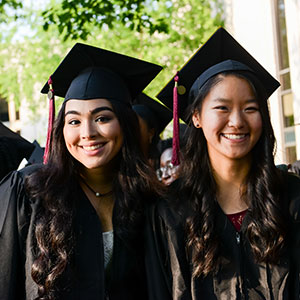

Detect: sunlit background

[0,0,299,165]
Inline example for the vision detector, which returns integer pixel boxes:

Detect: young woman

[0,43,163,299]
[145,28,300,299]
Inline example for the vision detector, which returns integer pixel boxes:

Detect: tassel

[43,76,55,164]
[172,73,180,166]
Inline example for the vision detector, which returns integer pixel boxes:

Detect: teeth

[83,144,102,150]
[223,134,247,140]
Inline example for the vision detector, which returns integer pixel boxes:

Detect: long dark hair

[26,100,163,299]
[181,71,286,277]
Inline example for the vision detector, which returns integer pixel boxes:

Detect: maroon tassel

[43,76,55,164]
[172,73,180,166]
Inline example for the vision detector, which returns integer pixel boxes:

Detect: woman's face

[192,75,262,164]
[159,148,179,185]
[63,98,123,170]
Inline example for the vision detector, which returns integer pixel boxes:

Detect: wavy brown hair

[179,71,287,277]
[26,100,164,299]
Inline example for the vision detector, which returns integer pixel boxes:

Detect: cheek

[201,112,225,134]
[111,124,123,146]
[252,115,263,136]
[101,122,122,139]
[63,126,73,146]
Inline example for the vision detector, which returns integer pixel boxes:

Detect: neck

[80,166,115,191]
[210,157,251,214]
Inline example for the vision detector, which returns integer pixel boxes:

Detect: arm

[0,171,29,299]
[145,202,173,300]
[145,200,192,300]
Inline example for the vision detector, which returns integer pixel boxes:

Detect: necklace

[80,177,113,197]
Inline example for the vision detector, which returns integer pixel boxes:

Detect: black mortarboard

[0,122,35,180]
[0,122,34,159]
[41,43,163,103]
[26,140,44,165]
[157,27,280,122]
[132,93,172,135]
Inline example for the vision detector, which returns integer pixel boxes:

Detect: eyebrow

[213,98,258,104]
[65,106,113,116]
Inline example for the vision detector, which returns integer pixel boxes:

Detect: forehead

[206,74,256,99]
[160,148,173,164]
[65,98,114,111]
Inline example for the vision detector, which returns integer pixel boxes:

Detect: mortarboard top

[156,27,280,123]
[41,43,163,104]
[132,93,173,134]
[26,140,44,165]
[0,122,34,160]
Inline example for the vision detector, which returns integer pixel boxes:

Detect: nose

[161,168,171,179]
[228,110,245,129]
[81,121,97,139]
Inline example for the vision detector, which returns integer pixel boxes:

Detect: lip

[80,142,107,155]
[221,133,249,141]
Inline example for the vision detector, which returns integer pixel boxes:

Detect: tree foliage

[0,0,224,127]
[42,0,170,40]
[0,0,23,22]
[0,0,22,13]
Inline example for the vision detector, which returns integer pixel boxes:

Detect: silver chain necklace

[80,177,113,197]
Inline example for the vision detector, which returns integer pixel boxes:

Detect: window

[275,0,296,164]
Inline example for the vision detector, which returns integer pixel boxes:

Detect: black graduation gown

[0,167,147,300]
[145,173,300,300]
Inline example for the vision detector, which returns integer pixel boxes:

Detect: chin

[80,161,104,169]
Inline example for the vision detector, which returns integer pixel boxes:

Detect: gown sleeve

[145,199,192,300]
[145,201,173,300]
[0,170,31,299]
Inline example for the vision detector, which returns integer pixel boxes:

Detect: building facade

[223,0,300,164]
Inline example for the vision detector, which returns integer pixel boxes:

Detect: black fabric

[145,172,300,299]
[40,43,162,103]
[64,67,131,103]
[25,140,44,165]
[0,122,35,180]
[0,167,148,300]
[156,27,280,122]
[132,93,172,134]
[189,60,253,105]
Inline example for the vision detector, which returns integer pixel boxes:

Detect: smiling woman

[63,99,123,170]
[145,27,300,300]
[0,43,164,300]
[192,74,262,165]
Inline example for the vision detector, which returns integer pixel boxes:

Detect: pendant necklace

[81,177,113,197]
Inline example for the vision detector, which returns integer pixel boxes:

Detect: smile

[82,143,104,151]
[222,134,248,140]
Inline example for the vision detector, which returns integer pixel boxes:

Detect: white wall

[285,0,300,159]
[223,0,285,163]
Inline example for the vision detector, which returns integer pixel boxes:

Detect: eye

[95,115,112,123]
[244,106,259,112]
[214,106,228,111]
[68,119,80,125]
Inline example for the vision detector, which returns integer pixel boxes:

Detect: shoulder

[154,196,189,232]
[0,165,42,235]
[283,172,300,222]
[146,178,190,230]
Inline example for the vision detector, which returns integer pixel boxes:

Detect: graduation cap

[156,27,280,165]
[0,122,35,180]
[132,93,172,135]
[26,140,44,165]
[40,43,163,163]
[157,27,280,121]
[41,43,162,103]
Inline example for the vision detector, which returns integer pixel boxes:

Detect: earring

[195,123,200,128]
